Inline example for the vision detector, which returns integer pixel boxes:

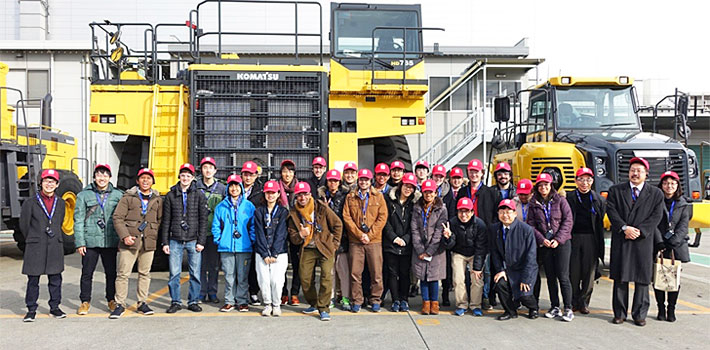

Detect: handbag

[653,250,681,292]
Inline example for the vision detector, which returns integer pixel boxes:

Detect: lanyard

[138,192,151,216]
[36,193,57,224]
[468,182,482,205]
[521,203,528,221]
[437,186,442,198]
[359,191,369,217]
[266,205,279,227]
[422,204,432,227]
[232,195,242,224]
[95,191,107,213]
[181,191,188,216]
[200,181,216,199]
[543,201,552,227]
[667,201,676,224]
[575,190,596,215]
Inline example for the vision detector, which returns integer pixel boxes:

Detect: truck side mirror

[494,97,510,122]
[677,95,688,118]
[515,132,526,148]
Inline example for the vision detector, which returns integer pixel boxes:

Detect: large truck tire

[55,170,82,255]
[372,135,412,171]
[117,136,147,191]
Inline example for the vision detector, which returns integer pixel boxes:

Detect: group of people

[19,155,690,325]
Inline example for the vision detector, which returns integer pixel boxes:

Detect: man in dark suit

[607,157,664,326]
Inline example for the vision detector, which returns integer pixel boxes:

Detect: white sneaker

[261,305,272,317]
[545,307,561,319]
[562,308,574,322]
[272,306,282,317]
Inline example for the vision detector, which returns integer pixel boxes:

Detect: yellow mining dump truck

[1,62,82,253]
[492,76,709,245]
[88,1,441,193]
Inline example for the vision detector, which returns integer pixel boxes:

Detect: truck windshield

[555,87,640,130]
[333,9,420,59]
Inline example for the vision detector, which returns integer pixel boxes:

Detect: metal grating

[531,157,576,192]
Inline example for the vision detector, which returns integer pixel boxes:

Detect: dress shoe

[612,317,625,324]
[634,319,646,327]
[497,312,517,321]
[579,306,590,315]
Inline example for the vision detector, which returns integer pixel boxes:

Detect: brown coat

[112,186,163,251]
[342,187,388,244]
[287,199,343,259]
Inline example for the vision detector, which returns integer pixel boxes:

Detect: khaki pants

[349,242,383,305]
[299,248,335,312]
[452,252,484,310]
[114,238,154,306]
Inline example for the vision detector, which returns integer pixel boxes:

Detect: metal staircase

[415,61,486,169]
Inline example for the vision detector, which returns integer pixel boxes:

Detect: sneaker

[109,305,125,319]
[23,311,36,322]
[49,308,66,319]
[482,298,492,310]
[220,304,235,312]
[454,308,466,316]
[108,300,118,312]
[250,294,261,306]
[341,297,351,311]
[272,306,282,317]
[372,303,381,312]
[166,303,182,313]
[351,304,361,313]
[302,306,319,314]
[262,305,273,316]
[281,296,289,305]
[320,311,331,321]
[137,302,154,315]
[290,295,300,306]
[77,301,90,315]
[208,294,220,304]
[562,308,574,322]
[545,306,562,319]
[473,308,483,317]
[187,303,202,312]
[238,304,249,312]
[400,301,410,312]
[391,300,401,312]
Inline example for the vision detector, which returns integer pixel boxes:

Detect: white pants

[255,253,288,307]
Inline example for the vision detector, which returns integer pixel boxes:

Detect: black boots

[654,288,679,322]
[667,290,679,322]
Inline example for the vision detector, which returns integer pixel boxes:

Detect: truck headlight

[595,157,607,177]
[688,155,697,178]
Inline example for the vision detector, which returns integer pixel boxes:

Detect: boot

[654,289,666,321]
[430,301,440,315]
[421,301,430,315]
[441,292,450,307]
[667,290,679,322]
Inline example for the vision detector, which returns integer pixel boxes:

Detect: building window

[429,76,473,111]
[27,70,49,105]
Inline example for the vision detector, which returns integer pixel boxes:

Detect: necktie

[503,227,508,242]
[632,187,639,202]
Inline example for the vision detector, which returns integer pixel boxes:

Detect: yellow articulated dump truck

[1,62,82,253]
[492,76,709,245]
[88,0,441,194]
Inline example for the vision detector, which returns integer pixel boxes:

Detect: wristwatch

[621,225,628,233]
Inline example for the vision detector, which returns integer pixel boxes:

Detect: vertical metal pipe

[294,2,299,60]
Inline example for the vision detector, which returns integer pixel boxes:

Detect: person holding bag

[654,171,690,322]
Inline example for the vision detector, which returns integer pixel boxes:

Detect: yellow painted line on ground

[416,319,440,325]
[600,276,710,312]
[126,276,189,313]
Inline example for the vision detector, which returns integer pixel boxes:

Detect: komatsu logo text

[235,72,280,80]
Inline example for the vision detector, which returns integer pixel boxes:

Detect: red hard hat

[280,159,296,168]
[326,169,342,181]
[450,167,464,178]
[660,171,680,181]
[343,162,358,172]
[312,156,326,167]
[457,197,474,210]
[375,163,390,175]
[358,169,373,180]
[227,174,242,185]
[390,160,405,170]
[415,160,430,170]
[241,161,258,174]
[179,163,196,175]
[629,157,649,170]
[494,162,512,174]
[575,167,594,178]
[432,164,447,177]
[498,199,516,210]
[294,181,311,195]
[536,173,553,185]
[200,157,216,167]
[516,178,533,195]
[401,173,417,186]
[421,179,437,193]
[263,180,279,193]
[94,163,112,176]
[137,168,155,180]
[41,169,60,182]
[467,159,483,171]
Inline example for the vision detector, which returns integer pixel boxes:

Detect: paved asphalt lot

[1,232,709,349]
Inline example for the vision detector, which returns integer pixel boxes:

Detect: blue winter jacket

[253,205,289,258]
[212,187,256,253]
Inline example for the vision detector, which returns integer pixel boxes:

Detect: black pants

[533,248,544,303]
[248,251,260,295]
[541,242,573,309]
[384,253,411,302]
[495,277,538,314]
[26,274,62,312]
[613,281,650,321]
[569,234,597,309]
[80,247,117,303]
[200,237,220,297]
[441,250,452,301]
[282,242,302,296]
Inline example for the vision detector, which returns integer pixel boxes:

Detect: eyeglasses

[575,178,593,183]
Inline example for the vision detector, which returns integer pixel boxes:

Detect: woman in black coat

[382,173,420,312]
[654,171,691,322]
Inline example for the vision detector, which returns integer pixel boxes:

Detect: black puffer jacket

[383,187,420,255]
[318,185,349,253]
[160,182,209,246]
[443,215,487,270]
[657,196,691,262]
[456,182,497,225]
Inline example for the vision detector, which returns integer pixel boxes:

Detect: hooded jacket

[526,190,574,246]
[456,181,497,225]
[195,177,227,234]
[318,184,350,253]
[112,186,163,251]
[383,187,420,255]
[410,196,449,281]
[74,182,124,248]
[443,215,487,270]
[161,181,209,246]
[212,183,256,253]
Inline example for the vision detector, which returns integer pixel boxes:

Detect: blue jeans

[221,252,251,305]
[483,255,491,298]
[200,238,220,298]
[168,240,202,305]
[420,280,440,301]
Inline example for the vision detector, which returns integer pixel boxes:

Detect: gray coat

[410,197,448,281]
[19,194,66,276]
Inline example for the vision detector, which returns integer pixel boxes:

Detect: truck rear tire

[55,170,82,255]
[373,135,412,171]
